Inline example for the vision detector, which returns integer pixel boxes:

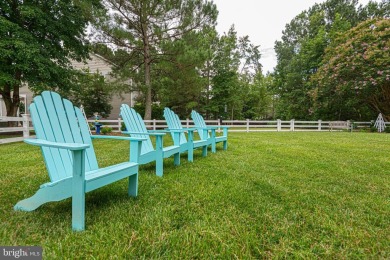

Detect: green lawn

[0,133,22,139]
[0,132,389,258]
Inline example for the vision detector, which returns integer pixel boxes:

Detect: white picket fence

[85,118,377,133]
[1,115,388,144]
[0,115,34,144]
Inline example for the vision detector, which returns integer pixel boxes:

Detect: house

[71,53,139,119]
[0,53,138,119]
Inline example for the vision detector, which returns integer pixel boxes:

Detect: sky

[213,0,376,74]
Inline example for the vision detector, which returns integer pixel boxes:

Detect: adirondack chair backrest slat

[63,98,99,171]
[163,108,186,145]
[191,110,210,139]
[120,104,154,154]
[30,91,98,182]
[30,99,63,181]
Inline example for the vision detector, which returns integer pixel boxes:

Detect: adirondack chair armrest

[24,138,90,150]
[164,128,189,133]
[122,131,166,136]
[182,127,197,131]
[148,129,170,133]
[197,126,218,130]
[207,125,230,129]
[91,135,147,142]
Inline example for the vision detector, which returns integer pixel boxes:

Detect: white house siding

[71,53,113,76]
[110,93,135,119]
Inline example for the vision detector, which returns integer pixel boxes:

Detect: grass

[0,133,22,139]
[0,132,389,258]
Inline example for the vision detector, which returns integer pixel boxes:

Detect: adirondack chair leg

[211,130,217,153]
[188,148,194,162]
[156,157,163,177]
[174,153,180,166]
[187,131,194,162]
[156,136,164,177]
[128,173,138,197]
[129,140,140,196]
[173,132,181,165]
[202,146,207,157]
[223,128,228,150]
[14,179,72,212]
[72,150,86,231]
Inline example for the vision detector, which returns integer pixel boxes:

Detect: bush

[121,122,126,131]
[101,126,112,135]
[133,103,164,119]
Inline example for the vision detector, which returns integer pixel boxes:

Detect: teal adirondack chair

[120,104,181,177]
[14,91,144,231]
[191,110,229,153]
[163,108,208,162]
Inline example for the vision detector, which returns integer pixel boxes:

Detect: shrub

[121,122,126,131]
[101,126,112,135]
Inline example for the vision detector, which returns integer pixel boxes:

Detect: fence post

[218,118,221,133]
[318,120,322,131]
[153,119,156,131]
[290,119,295,131]
[118,118,121,132]
[277,119,281,132]
[186,118,190,128]
[246,119,250,133]
[22,114,30,138]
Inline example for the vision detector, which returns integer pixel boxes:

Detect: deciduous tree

[311,18,390,120]
[0,0,101,118]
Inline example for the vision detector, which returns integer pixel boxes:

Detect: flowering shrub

[312,18,390,120]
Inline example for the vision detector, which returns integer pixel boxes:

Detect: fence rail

[1,115,388,144]
[0,115,34,144]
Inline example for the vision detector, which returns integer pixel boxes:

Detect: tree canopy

[271,0,389,120]
[311,18,390,120]
[0,0,101,117]
[93,0,218,120]
[1,0,388,122]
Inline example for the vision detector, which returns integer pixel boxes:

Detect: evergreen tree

[93,0,217,120]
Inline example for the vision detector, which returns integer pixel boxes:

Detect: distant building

[0,53,138,119]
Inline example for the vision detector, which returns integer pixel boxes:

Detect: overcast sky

[213,0,377,73]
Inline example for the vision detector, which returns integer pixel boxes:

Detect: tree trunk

[205,59,210,119]
[367,82,390,121]
[141,15,152,121]
[144,54,152,121]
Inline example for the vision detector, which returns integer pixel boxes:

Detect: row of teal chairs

[14,91,228,231]
[120,105,228,177]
